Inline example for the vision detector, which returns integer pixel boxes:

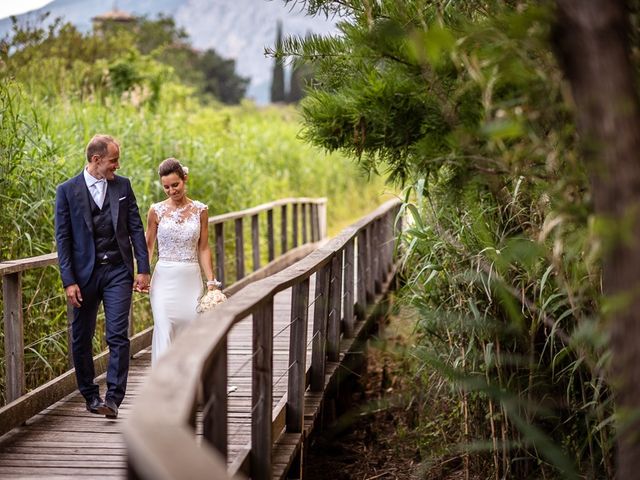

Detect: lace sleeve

[193,200,208,215]
[152,202,168,220]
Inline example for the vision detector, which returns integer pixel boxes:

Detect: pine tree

[270,20,285,103]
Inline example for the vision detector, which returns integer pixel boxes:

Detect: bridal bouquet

[196,288,228,313]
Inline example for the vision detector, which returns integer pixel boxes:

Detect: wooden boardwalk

[0,198,400,479]
[0,285,319,478]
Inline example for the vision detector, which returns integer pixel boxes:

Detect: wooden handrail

[0,198,327,430]
[125,198,401,480]
[208,197,327,225]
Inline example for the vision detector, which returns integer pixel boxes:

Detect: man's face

[93,143,120,180]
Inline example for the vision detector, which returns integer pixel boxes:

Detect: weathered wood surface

[0,285,319,479]
[125,199,401,480]
[0,198,399,479]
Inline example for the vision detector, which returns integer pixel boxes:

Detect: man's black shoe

[86,396,105,414]
[99,397,118,419]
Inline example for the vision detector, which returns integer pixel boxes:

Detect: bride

[145,158,222,366]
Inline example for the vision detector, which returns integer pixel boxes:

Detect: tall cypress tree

[287,61,304,103]
[270,20,285,103]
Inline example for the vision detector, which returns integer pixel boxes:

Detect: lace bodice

[153,200,208,263]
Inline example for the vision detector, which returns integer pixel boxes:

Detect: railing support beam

[3,272,25,402]
[203,339,228,459]
[287,278,309,432]
[252,299,274,480]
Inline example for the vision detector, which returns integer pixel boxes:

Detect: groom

[55,134,150,419]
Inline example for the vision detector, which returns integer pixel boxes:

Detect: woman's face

[161,172,186,202]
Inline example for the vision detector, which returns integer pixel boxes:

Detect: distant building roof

[92,9,137,24]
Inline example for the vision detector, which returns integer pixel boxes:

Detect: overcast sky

[0,0,53,20]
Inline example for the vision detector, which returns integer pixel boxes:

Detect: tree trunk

[553,1,640,476]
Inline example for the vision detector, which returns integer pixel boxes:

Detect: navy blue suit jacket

[55,172,150,288]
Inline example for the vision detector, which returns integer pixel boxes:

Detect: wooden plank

[202,339,228,459]
[280,205,288,255]
[215,222,225,288]
[208,198,327,225]
[301,203,308,245]
[365,223,375,301]
[0,253,58,275]
[286,279,309,433]
[373,219,382,293]
[224,243,320,297]
[292,203,298,248]
[267,209,275,262]
[66,303,74,369]
[310,264,329,392]
[3,272,25,403]
[310,204,318,242]
[235,217,245,280]
[343,239,355,338]
[327,252,342,362]
[251,214,260,272]
[252,299,274,480]
[127,301,135,340]
[0,326,153,437]
[356,231,367,318]
[318,201,327,240]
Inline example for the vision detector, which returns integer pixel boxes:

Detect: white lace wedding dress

[149,200,207,367]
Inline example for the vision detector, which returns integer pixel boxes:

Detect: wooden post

[343,239,355,338]
[252,299,274,480]
[203,339,228,459]
[235,217,245,280]
[267,209,275,262]
[252,214,260,272]
[66,302,74,369]
[215,222,225,288]
[310,204,318,242]
[292,203,299,248]
[327,252,343,362]
[372,220,382,294]
[127,301,135,359]
[356,232,368,318]
[311,264,330,392]
[127,301,135,339]
[281,205,288,255]
[287,278,309,432]
[318,201,328,240]
[365,225,375,302]
[301,203,308,244]
[3,272,25,402]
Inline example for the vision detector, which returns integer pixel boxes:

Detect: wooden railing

[125,199,401,480]
[0,197,326,435]
[210,198,327,288]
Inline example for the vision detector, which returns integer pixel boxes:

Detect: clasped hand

[133,273,150,293]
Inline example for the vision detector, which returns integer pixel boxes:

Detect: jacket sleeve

[55,184,76,287]
[125,179,150,274]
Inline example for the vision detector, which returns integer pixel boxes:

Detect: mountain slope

[0,0,338,103]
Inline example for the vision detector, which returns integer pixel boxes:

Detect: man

[55,134,150,419]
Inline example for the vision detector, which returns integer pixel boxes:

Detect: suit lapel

[72,174,93,233]
[108,178,120,230]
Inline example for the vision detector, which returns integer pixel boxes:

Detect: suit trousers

[71,262,132,406]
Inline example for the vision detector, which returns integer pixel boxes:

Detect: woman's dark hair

[158,158,186,179]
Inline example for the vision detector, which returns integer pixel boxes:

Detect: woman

[145,158,222,366]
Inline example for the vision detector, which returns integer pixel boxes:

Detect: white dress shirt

[83,168,107,209]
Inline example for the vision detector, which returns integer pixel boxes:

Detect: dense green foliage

[0,13,248,104]
[278,0,611,477]
[0,15,386,405]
